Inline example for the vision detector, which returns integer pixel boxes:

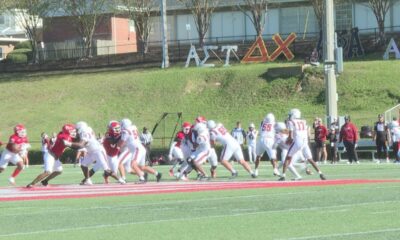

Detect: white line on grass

[276,228,400,240]
[0,200,399,238]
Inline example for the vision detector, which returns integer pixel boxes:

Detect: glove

[168,154,173,161]
[355,143,358,149]
[63,140,72,147]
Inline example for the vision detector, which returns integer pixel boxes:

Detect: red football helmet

[14,124,27,138]
[195,116,207,124]
[62,124,76,138]
[108,120,121,137]
[176,132,185,141]
[182,122,192,134]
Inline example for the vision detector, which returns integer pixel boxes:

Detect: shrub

[14,41,32,50]
[6,48,33,63]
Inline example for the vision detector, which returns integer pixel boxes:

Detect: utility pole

[324,0,337,124]
[160,0,169,68]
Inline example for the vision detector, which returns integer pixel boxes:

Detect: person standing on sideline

[327,127,338,164]
[246,123,258,163]
[373,114,390,163]
[389,118,400,163]
[231,121,246,147]
[313,118,328,164]
[339,116,359,164]
[140,127,153,165]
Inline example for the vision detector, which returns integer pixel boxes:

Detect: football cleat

[278,176,286,181]
[156,173,162,182]
[8,177,16,185]
[319,174,327,180]
[41,179,49,187]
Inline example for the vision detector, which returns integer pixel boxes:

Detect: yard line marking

[370,210,396,215]
[1,200,400,237]
[276,228,400,240]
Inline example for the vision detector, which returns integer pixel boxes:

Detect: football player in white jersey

[118,118,162,183]
[186,119,218,180]
[254,113,280,177]
[246,123,258,163]
[69,122,122,185]
[208,120,256,178]
[273,122,303,180]
[279,109,326,181]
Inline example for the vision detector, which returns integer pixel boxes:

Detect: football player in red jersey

[0,124,30,185]
[26,124,77,188]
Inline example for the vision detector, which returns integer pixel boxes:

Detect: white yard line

[276,228,400,240]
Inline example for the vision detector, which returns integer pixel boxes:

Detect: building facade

[148,0,400,45]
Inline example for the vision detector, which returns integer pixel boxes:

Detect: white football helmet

[76,121,88,133]
[194,122,207,133]
[290,108,301,119]
[121,118,132,129]
[264,113,275,123]
[207,120,217,130]
[249,123,255,128]
[275,122,287,132]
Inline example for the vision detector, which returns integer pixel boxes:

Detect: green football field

[0,162,399,240]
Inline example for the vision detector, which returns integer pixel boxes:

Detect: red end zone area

[1,179,399,202]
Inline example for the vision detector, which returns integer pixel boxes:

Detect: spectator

[140,127,153,165]
[313,118,328,164]
[373,114,390,163]
[246,123,258,163]
[327,126,338,164]
[339,115,359,164]
[231,121,246,146]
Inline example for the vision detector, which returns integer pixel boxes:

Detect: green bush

[7,48,33,63]
[14,41,32,50]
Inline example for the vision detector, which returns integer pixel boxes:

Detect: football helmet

[14,124,27,138]
[207,120,217,130]
[194,122,207,134]
[195,116,207,124]
[176,132,185,141]
[249,123,255,129]
[121,118,132,130]
[275,122,287,132]
[108,121,121,137]
[76,121,88,132]
[264,113,275,123]
[62,124,76,138]
[290,108,301,119]
[182,122,192,134]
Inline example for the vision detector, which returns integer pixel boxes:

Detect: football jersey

[287,119,309,141]
[274,133,290,150]
[79,127,102,153]
[6,134,28,153]
[121,125,143,151]
[259,120,275,139]
[210,123,236,146]
[392,127,400,143]
[103,136,120,157]
[50,132,73,158]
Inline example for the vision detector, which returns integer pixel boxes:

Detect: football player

[254,113,280,177]
[207,120,256,178]
[0,124,30,185]
[118,118,162,183]
[27,124,76,188]
[279,109,326,181]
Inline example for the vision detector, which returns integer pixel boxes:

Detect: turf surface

[0,162,399,240]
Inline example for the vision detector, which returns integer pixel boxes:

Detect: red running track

[0,179,399,202]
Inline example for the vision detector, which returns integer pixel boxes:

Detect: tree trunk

[378,19,386,46]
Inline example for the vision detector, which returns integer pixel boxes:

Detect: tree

[309,0,324,32]
[178,0,219,47]
[116,0,157,54]
[236,0,268,37]
[1,0,57,63]
[60,0,112,58]
[366,0,393,45]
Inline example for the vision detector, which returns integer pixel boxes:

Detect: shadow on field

[259,66,303,83]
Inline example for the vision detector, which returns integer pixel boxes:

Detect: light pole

[324,0,337,124]
[160,0,169,68]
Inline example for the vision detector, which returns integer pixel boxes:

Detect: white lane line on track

[275,228,400,240]
[0,200,400,238]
